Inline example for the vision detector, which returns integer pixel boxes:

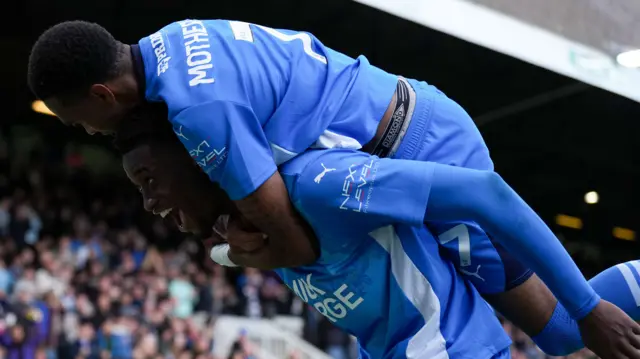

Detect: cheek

[82,103,118,132]
[160,180,179,200]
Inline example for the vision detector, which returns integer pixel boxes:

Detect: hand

[579,300,640,358]
[225,218,275,269]
[202,215,273,269]
[226,214,268,253]
[205,213,317,269]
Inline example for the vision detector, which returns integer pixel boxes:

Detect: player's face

[122,142,233,236]
[45,85,126,135]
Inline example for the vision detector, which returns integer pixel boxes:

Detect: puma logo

[459,265,484,281]
[174,126,189,141]
[314,163,336,184]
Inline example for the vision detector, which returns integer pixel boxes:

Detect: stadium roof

[469,0,640,56]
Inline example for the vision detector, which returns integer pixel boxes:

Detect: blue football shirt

[274,149,511,359]
[138,19,397,199]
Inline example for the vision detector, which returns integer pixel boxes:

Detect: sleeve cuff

[226,165,278,201]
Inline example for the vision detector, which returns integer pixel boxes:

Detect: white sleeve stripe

[627,260,640,279]
[616,263,640,307]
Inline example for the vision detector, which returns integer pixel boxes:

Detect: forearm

[534,260,640,355]
[228,246,294,270]
[233,171,320,268]
[484,274,556,336]
[484,274,583,356]
[425,166,599,319]
[209,237,305,270]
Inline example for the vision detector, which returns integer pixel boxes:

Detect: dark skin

[121,136,554,330]
[42,32,639,358]
[44,43,319,267]
[123,137,640,357]
[122,139,317,269]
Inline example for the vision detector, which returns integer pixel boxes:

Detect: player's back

[274,150,511,359]
[138,19,397,164]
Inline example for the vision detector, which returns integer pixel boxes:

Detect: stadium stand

[0,124,603,359]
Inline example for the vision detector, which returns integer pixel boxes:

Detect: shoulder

[140,20,223,108]
[283,149,377,213]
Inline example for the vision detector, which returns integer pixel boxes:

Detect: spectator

[0,313,41,359]
[0,133,608,359]
[75,321,100,359]
[0,259,13,294]
[169,269,197,319]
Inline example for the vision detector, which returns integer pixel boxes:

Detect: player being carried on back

[116,107,640,359]
[28,20,640,358]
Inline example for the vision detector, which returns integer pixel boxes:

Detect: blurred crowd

[0,133,355,359]
[0,130,602,359]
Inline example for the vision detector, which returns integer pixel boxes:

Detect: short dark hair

[113,102,178,155]
[28,21,123,101]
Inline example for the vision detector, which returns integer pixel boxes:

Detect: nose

[143,196,158,213]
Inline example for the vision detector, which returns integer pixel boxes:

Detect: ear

[89,84,116,104]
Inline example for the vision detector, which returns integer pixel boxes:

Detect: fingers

[622,340,638,359]
[226,216,267,252]
[618,320,640,358]
[627,323,640,351]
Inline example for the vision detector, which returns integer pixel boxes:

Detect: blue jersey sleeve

[289,150,434,234]
[171,101,277,200]
[424,165,600,319]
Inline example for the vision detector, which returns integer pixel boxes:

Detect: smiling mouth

[158,208,173,218]
[154,208,186,232]
[172,210,188,232]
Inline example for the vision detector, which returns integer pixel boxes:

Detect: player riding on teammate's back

[114,112,640,359]
[28,20,640,359]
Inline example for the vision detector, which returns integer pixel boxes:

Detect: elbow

[482,171,508,196]
[478,171,513,209]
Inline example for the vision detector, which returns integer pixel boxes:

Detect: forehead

[122,142,185,177]
[122,145,155,177]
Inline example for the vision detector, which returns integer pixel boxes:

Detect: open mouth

[155,207,188,232]
[172,210,189,232]
[158,208,173,218]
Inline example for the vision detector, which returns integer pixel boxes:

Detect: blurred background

[1,0,640,358]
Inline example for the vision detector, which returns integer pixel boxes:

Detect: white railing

[213,315,332,359]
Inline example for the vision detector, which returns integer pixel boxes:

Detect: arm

[207,195,319,270]
[289,150,599,318]
[429,167,640,359]
[530,260,640,355]
[232,172,320,267]
[485,275,585,356]
[483,274,557,337]
[424,165,599,319]
[210,149,431,268]
[173,101,318,268]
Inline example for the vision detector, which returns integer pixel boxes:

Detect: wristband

[210,244,238,267]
